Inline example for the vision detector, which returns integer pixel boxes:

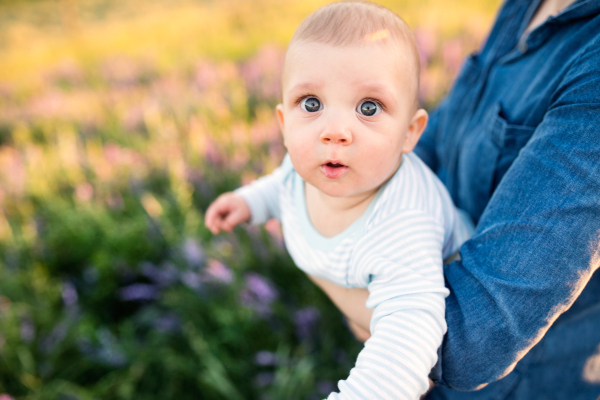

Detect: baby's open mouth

[321,162,349,179]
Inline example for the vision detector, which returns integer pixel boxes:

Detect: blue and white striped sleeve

[234,154,293,224]
[327,210,448,400]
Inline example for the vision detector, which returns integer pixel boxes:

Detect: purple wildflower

[414,27,437,67]
[100,56,144,88]
[317,381,337,395]
[182,238,205,268]
[203,259,233,284]
[254,350,279,366]
[442,39,465,78]
[240,272,278,317]
[240,45,285,100]
[118,283,159,301]
[140,261,179,286]
[46,59,84,87]
[182,271,202,290]
[253,371,275,388]
[62,282,78,307]
[294,307,320,342]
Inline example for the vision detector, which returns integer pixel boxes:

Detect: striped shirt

[236,152,473,399]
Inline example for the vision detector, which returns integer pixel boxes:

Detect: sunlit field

[0,0,500,398]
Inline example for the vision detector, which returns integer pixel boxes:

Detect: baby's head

[287,1,420,108]
[277,1,428,200]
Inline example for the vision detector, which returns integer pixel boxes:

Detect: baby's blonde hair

[288,0,420,106]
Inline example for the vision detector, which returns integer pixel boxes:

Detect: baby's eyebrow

[286,81,323,94]
[355,84,395,98]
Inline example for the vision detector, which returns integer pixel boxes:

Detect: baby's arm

[327,211,447,400]
[204,155,293,232]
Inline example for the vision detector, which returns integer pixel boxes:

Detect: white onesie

[235,152,473,399]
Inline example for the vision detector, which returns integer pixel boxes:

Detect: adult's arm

[440,41,600,390]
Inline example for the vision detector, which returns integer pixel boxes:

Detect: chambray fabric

[415,0,600,398]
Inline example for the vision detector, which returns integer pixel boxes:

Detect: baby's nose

[320,128,352,145]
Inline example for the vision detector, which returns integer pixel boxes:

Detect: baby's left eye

[357,100,380,116]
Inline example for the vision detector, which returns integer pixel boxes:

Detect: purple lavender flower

[46,59,84,87]
[62,282,78,307]
[203,259,233,284]
[181,271,202,290]
[294,307,320,342]
[317,381,337,395]
[140,261,179,286]
[100,56,144,88]
[182,238,205,268]
[254,350,279,366]
[414,27,437,67]
[239,272,278,317]
[118,283,159,301]
[240,45,285,100]
[253,371,275,388]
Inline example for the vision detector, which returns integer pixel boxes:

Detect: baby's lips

[321,163,349,179]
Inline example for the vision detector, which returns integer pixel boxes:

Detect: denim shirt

[414,0,600,397]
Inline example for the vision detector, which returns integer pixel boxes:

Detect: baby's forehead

[284,39,418,79]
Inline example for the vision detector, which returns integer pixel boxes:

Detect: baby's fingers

[205,199,230,234]
[204,193,250,234]
[221,206,249,232]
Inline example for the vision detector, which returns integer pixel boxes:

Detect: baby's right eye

[301,97,322,112]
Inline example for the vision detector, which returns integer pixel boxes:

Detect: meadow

[0,0,500,398]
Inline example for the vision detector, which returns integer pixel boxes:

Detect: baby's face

[277,40,425,200]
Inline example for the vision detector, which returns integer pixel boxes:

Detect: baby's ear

[402,109,428,153]
[276,104,285,132]
[276,104,288,148]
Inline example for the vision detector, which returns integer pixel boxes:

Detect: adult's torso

[423,0,600,371]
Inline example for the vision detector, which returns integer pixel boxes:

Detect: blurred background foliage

[0,0,500,398]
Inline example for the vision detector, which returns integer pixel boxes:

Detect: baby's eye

[301,97,322,112]
[357,100,380,116]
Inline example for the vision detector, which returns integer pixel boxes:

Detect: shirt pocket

[488,102,537,190]
[459,102,536,221]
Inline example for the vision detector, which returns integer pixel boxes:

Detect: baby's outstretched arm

[205,193,251,234]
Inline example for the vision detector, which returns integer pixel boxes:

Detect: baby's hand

[204,192,251,234]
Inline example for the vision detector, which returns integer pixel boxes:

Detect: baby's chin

[312,181,380,201]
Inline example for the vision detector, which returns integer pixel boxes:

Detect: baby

[205,1,472,399]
